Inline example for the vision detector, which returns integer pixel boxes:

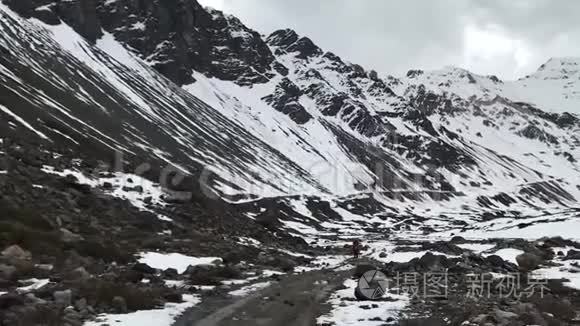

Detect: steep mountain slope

[1,1,580,325]
[1,0,579,213]
[0,2,331,200]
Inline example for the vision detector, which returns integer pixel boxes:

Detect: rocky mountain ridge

[0,0,579,207]
[1,0,580,325]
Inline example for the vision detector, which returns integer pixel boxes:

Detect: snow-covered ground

[16,278,51,293]
[486,248,524,265]
[533,247,580,290]
[318,279,409,326]
[83,295,200,326]
[41,166,169,217]
[433,210,580,241]
[1,2,579,325]
[138,252,222,273]
[228,281,272,297]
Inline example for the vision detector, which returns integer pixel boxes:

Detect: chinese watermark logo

[356,271,548,300]
[357,270,389,300]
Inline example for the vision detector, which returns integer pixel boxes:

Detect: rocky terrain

[0,0,579,325]
[0,134,328,325]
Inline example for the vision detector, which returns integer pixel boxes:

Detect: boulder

[564,249,580,260]
[353,263,376,279]
[35,264,54,272]
[132,262,156,275]
[493,308,518,325]
[2,245,31,260]
[540,236,568,248]
[221,251,242,265]
[531,295,575,321]
[0,293,25,309]
[450,236,466,244]
[118,270,144,283]
[471,314,491,324]
[67,267,91,281]
[516,253,543,272]
[514,302,547,326]
[274,257,296,272]
[162,268,178,279]
[163,291,182,303]
[486,255,506,267]
[112,296,127,313]
[423,242,463,255]
[417,253,449,272]
[53,289,72,306]
[74,298,88,311]
[60,228,84,243]
[185,264,241,285]
[63,306,83,325]
[23,293,45,305]
[0,264,17,280]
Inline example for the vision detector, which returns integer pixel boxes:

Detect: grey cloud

[209,0,580,79]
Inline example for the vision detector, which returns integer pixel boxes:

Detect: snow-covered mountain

[3,1,580,325]
[396,57,580,114]
[0,0,579,214]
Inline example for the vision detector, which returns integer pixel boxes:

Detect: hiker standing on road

[352,239,361,259]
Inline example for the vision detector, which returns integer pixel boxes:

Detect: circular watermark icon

[357,270,388,300]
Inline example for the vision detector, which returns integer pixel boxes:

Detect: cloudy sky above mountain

[199,0,580,80]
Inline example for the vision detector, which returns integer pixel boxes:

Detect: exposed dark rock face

[3,0,279,85]
[267,29,299,50]
[58,0,102,42]
[407,86,466,116]
[265,28,399,138]
[515,102,580,129]
[262,78,312,124]
[304,86,385,137]
[388,133,476,171]
[97,0,276,85]
[555,112,579,127]
[267,29,323,59]
[1,1,580,325]
[518,124,559,144]
[3,0,570,203]
[3,0,101,40]
[406,69,424,78]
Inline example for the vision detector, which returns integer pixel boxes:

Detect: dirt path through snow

[173,268,352,326]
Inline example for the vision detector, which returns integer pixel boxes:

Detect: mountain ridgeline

[1,2,580,324]
[0,0,579,213]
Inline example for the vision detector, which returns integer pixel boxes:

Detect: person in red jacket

[352,239,361,259]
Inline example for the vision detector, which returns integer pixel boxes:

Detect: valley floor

[1,137,580,326]
[84,230,580,326]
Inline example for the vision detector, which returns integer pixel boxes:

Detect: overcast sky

[198,0,579,80]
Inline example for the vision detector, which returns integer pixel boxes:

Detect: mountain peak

[538,57,580,71]
[267,29,300,48]
[531,57,580,79]
[267,28,322,59]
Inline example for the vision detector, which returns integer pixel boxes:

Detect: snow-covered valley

[0,0,579,325]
